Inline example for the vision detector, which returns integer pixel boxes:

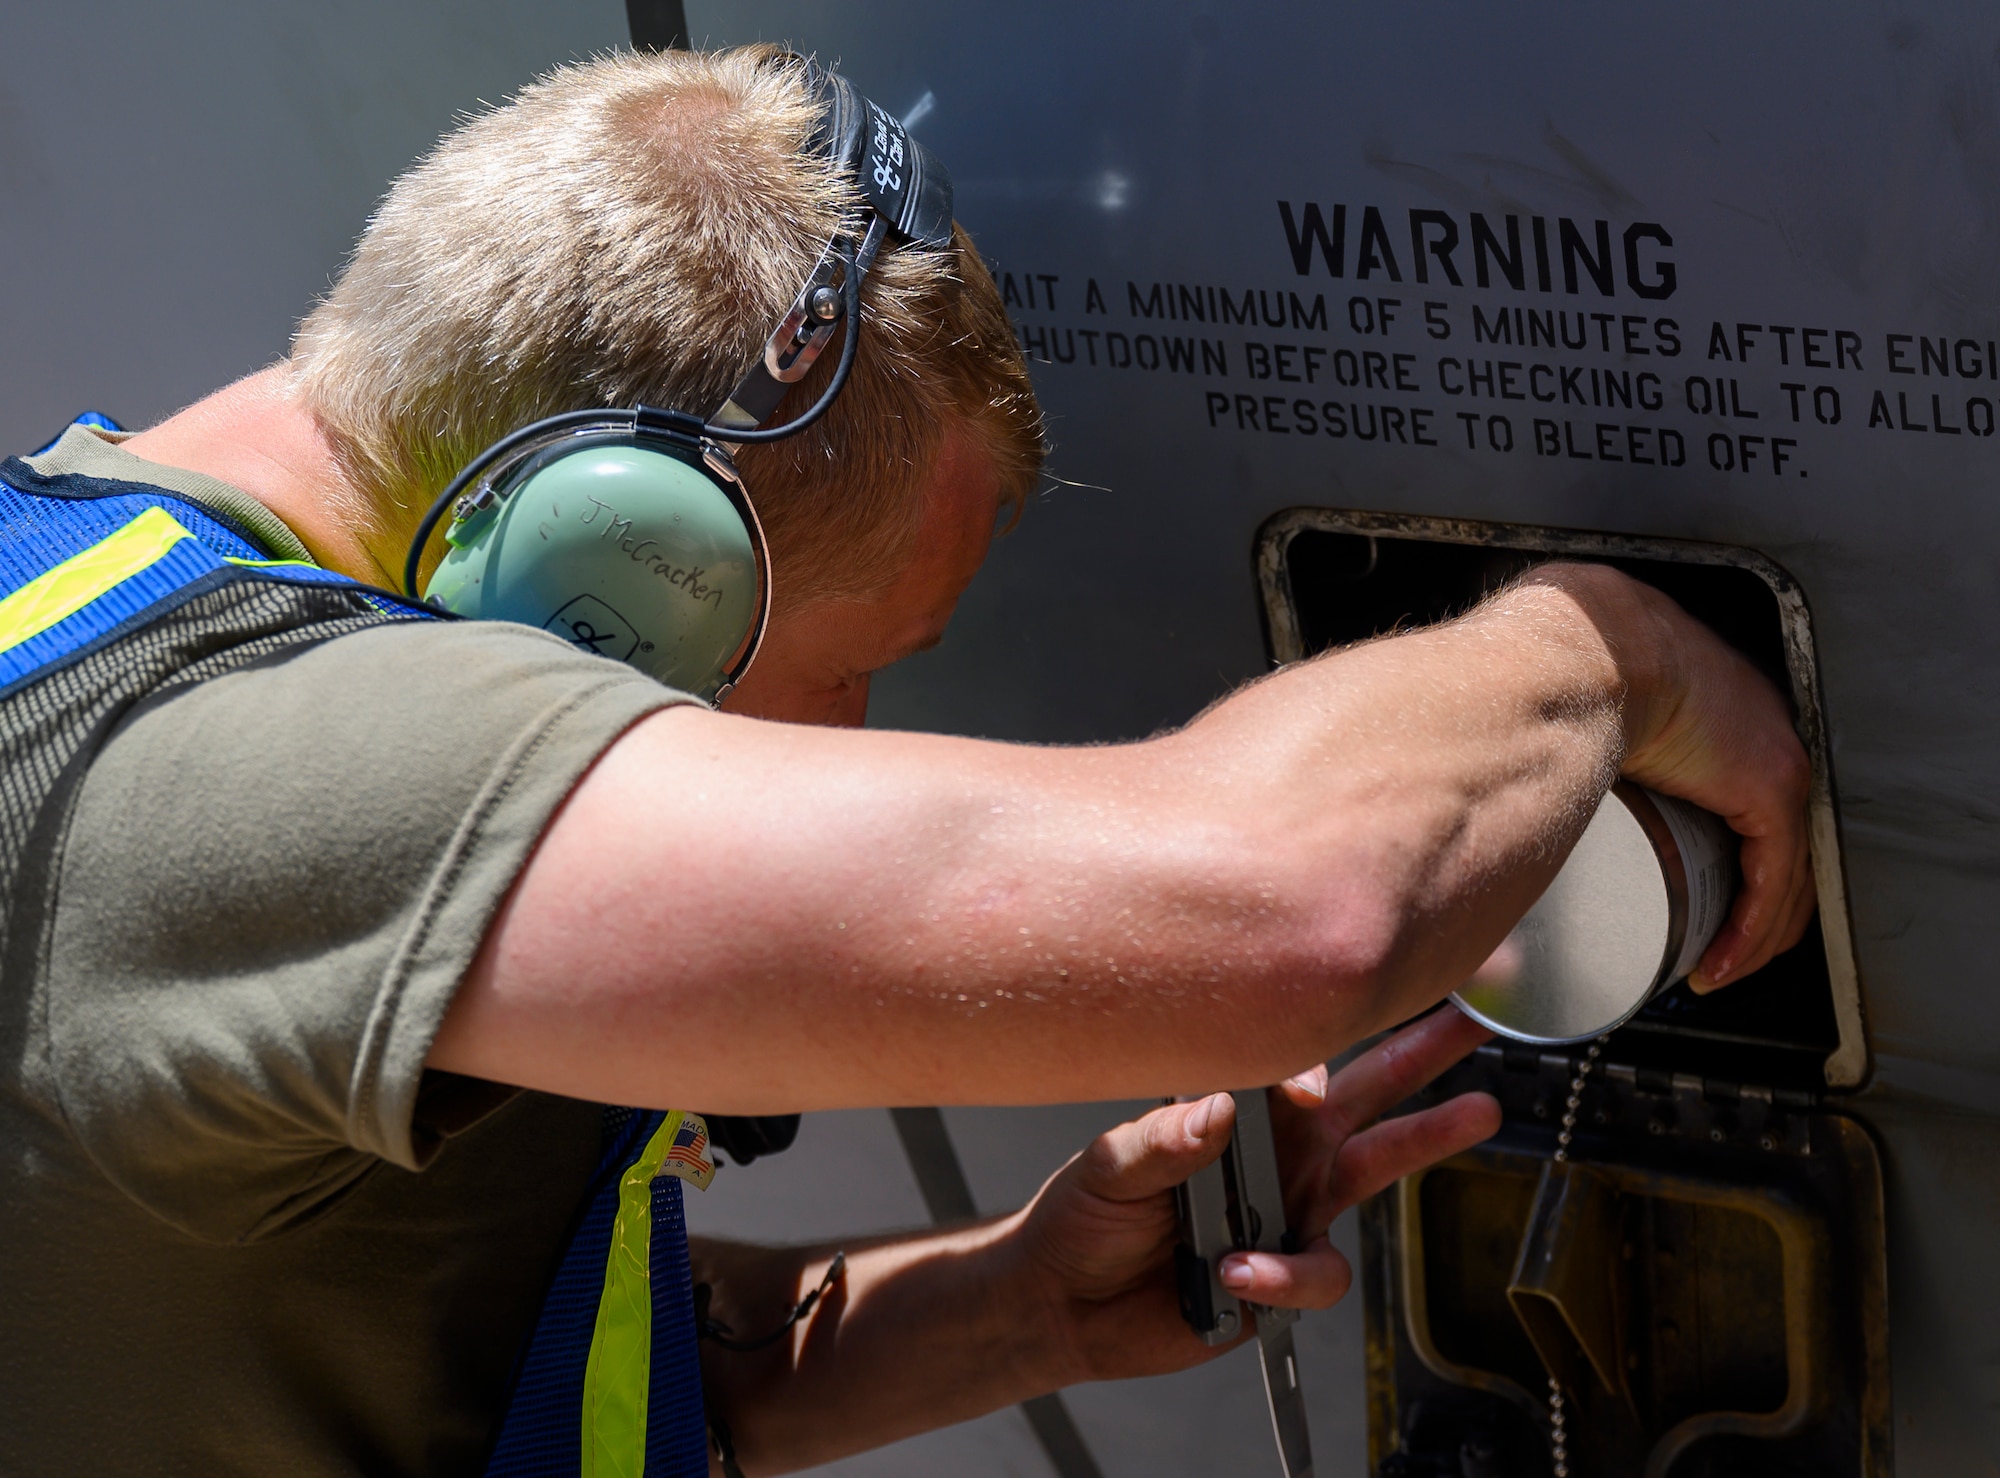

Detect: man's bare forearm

[433,567,1705,1111]
[692,1222,1060,1475]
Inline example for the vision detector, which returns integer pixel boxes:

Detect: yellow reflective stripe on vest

[580,1110,687,1478]
[224,555,322,572]
[0,505,194,657]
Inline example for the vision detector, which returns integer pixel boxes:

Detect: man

[0,45,1812,1476]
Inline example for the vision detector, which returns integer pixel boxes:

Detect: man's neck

[119,366,399,587]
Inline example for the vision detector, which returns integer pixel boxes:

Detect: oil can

[1452,782,1737,1045]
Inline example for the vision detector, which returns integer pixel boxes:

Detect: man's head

[290,45,1041,713]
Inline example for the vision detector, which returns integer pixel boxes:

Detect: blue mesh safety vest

[0,421,711,1477]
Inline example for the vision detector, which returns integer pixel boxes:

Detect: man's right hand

[1526,564,1816,990]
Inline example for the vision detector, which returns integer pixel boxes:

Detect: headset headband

[710,60,955,436]
[805,63,955,249]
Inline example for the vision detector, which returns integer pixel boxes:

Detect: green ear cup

[423,437,765,701]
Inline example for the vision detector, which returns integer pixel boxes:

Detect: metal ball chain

[1547,1379,1570,1478]
[1546,1034,1609,1478]
[1552,1035,1608,1165]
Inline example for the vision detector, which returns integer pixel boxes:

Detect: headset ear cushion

[423,438,766,701]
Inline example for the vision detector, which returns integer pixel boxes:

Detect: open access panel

[1257,509,1889,1477]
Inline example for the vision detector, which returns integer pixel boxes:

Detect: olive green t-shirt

[0,429,697,1474]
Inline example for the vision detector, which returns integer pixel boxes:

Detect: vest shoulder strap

[0,459,430,699]
[484,1107,712,1478]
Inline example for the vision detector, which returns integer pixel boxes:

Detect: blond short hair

[290,46,1043,605]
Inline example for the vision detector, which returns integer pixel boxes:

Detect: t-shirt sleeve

[43,618,695,1243]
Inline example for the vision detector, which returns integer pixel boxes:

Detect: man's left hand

[1011,1008,1501,1385]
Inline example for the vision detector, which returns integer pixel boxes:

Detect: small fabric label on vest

[654,1110,716,1191]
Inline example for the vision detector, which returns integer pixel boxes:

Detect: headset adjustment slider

[633,404,709,449]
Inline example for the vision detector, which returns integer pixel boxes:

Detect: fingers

[1302,1091,1501,1237]
[1318,1008,1493,1136]
[1691,823,1818,990]
[1274,1063,1328,1109]
[1218,1091,1502,1305]
[1217,1238,1353,1311]
[1615,592,1817,991]
[1273,1011,1491,1232]
[1063,1093,1236,1205]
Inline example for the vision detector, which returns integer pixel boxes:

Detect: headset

[401,60,955,704]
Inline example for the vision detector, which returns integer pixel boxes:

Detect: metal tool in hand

[1171,1088,1314,1478]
